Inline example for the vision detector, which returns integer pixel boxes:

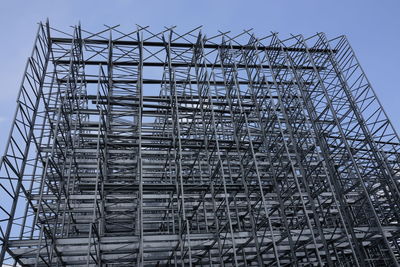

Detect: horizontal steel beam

[51,37,336,53]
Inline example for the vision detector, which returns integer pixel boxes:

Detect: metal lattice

[1,22,400,266]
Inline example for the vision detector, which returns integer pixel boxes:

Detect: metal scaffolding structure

[0,21,400,266]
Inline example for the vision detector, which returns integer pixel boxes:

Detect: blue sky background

[0,0,399,153]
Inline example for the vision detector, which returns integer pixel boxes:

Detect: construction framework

[0,21,400,266]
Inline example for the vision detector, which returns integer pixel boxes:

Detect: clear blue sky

[0,0,399,153]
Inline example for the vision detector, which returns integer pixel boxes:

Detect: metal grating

[1,21,400,266]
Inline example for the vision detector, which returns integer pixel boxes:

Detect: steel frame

[0,22,400,266]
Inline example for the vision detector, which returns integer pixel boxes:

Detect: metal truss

[0,21,400,266]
